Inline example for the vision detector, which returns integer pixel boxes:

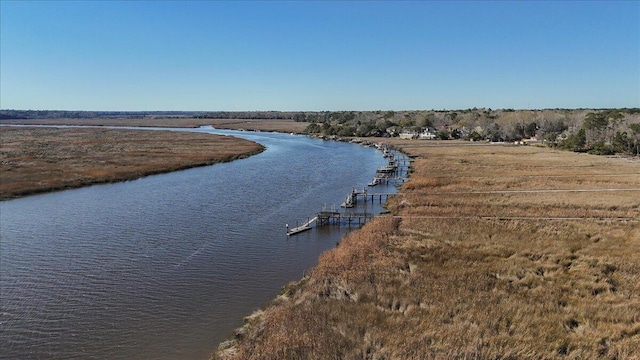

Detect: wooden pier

[287,147,408,236]
[342,187,395,208]
[287,210,375,236]
[367,152,409,187]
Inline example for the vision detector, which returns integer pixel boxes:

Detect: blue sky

[1,1,638,111]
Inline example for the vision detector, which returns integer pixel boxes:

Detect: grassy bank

[0,127,264,200]
[0,117,311,133]
[214,141,639,359]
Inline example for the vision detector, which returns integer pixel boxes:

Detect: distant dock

[287,146,409,236]
[341,188,395,208]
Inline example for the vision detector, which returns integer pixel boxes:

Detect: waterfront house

[419,127,438,140]
[399,130,418,140]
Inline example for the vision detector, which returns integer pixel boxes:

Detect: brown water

[0,128,398,359]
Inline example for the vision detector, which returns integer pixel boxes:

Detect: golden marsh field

[216,141,639,359]
[0,127,263,200]
[1,123,637,358]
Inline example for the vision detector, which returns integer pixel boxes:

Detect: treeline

[194,111,296,120]
[3,108,639,156]
[0,110,198,120]
[554,110,640,155]
[297,108,640,156]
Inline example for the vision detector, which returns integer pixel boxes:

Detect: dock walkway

[287,147,409,236]
[286,211,375,236]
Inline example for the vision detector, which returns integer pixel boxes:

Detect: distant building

[399,130,418,140]
[386,126,400,137]
[418,127,437,140]
[522,137,541,145]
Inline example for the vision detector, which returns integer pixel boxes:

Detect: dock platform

[287,211,374,236]
[287,147,408,236]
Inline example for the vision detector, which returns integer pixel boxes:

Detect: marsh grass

[214,142,638,359]
[0,127,264,200]
[0,117,310,133]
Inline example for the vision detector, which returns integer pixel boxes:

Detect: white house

[399,130,418,139]
[419,127,437,140]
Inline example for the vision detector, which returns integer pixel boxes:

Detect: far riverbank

[0,117,311,133]
[0,126,264,200]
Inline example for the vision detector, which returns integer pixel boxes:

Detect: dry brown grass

[0,127,263,200]
[208,119,310,133]
[1,117,217,128]
[214,141,639,360]
[0,117,311,133]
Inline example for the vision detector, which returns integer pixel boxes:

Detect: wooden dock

[367,152,409,187]
[287,147,409,236]
[287,211,375,236]
[342,187,395,207]
[286,216,317,235]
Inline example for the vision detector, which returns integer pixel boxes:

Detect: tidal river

[0,128,396,359]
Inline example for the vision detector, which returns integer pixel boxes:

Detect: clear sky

[1,0,638,111]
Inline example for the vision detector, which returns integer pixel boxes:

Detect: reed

[0,127,264,200]
[214,142,639,359]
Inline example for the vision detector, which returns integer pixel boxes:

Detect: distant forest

[0,110,199,120]
[0,110,297,120]
[2,108,639,155]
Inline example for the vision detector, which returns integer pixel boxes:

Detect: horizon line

[2,107,639,113]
